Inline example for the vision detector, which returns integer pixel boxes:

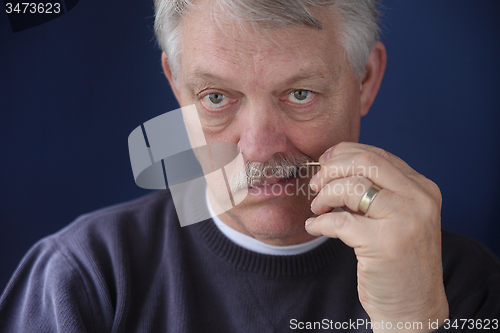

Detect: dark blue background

[1,0,499,292]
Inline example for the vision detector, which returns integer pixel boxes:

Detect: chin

[227,195,313,241]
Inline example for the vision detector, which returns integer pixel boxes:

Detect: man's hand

[305,142,449,332]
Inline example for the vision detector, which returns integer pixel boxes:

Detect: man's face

[169,0,365,245]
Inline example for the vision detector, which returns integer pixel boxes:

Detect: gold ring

[358,184,382,214]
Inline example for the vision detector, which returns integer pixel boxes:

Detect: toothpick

[299,161,321,166]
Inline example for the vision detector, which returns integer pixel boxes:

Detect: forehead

[178,0,346,89]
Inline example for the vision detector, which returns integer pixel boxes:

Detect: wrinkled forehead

[177,1,344,87]
[181,0,340,52]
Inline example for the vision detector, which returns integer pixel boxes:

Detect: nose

[237,101,288,163]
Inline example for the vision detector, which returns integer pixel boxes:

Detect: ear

[360,41,387,117]
[161,52,182,105]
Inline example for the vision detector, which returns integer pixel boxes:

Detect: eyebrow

[183,66,338,94]
[184,70,235,92]
[281,70,336,89]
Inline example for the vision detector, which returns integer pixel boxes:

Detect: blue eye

[202,93,229,108]
[288,90,315,104]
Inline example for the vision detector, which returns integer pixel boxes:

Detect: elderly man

[0,0,499,332]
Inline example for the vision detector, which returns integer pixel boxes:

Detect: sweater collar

[193,220,350,278]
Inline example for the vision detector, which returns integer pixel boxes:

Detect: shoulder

[58,190,177,241]
[45,190,182,298]
[0,191,181,330]
[37,190,180,271]
[441,228,500,277]
[441,228,500,317]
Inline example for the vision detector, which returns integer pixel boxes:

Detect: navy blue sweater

[0,190,499,332]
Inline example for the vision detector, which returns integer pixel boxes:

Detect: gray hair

[154,0,381,81]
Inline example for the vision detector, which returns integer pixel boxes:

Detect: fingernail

[309,182,318,192]
[305,218,315,226]
[319,147,333,165]
[310,173,317,183]
[311,197,317,207]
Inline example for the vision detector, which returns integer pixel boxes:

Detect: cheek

[345,93,362,142]
[287,112,355,161]
[290,81,362,158]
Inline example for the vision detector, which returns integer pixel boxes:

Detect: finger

[313,177,394,218]
[320,142,417,179]
[305,211,375,248]
[311,176,374,215]
[319,142,367,164]
[310,151,411,195]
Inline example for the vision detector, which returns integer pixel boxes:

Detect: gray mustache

[229,153,310,191]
